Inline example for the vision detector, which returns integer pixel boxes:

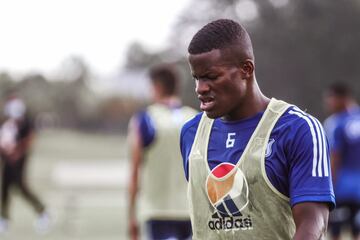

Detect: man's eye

[207,75,218,80]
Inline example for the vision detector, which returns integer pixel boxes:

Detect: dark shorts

[329,202,360,237]
[146,219,192,240]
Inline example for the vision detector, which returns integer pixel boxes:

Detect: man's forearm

[292,202,329,240]
[128,171,138,218]
[293,223,327,240]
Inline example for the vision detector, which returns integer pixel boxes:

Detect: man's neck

[155,96,181,108]
[223,78,270,121]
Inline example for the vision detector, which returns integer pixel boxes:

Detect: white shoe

[34,212,51,234]
[0,218,8,234]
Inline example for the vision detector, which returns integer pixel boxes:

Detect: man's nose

[195,80,210,94]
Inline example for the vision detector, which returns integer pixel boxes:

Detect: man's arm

[292,202,329,240]
[128,117,143,240]
[284,112,334,239]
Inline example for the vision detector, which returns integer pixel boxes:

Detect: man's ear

[240,60,254,78]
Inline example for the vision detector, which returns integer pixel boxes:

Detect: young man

[180,19,335,239]
[323,83,358,150]
[323,84,360,240]
[128,64,197,240]
[0,95,49,233]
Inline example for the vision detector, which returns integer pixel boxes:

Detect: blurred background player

[324,83,360,240]
[323,82,358,150]
[127,64,197,240]
[0,94,50,233]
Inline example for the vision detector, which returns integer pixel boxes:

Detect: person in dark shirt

[0,95,49,233]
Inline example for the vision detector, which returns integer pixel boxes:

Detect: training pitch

[0,129,128,240]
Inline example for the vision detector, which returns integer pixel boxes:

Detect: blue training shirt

[331,107,360,203]
[180,106,335,209]
[323,110,351,150]
[136,110,156,147]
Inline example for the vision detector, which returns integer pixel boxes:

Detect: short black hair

[327,82,351,97]
[149,64,179,96]
[188,19,253,60]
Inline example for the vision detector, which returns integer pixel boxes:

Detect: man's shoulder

[272,106,326,149]
[134,108,151,124]
[181,112,203,138]
[147,103,197,116]
[277,106,318,130]
[324,111,350,126]
[341,108,360,135]
[180,112,203,169]
[346,107,360,120]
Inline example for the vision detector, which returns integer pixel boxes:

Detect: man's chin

[204,111,220,119]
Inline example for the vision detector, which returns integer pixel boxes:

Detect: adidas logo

[208,211,253,231]
[191,149,202,158]
[211,211,242,218]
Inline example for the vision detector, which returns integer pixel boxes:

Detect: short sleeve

[136,111,156,147]
[180,113,201,181]
[287,111,335,209]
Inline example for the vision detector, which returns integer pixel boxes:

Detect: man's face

[188,49,246,120]
[323,92,346,114]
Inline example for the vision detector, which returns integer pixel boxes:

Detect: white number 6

[226,133,236,148]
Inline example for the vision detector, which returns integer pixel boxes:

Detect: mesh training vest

[138,103,197,221]
[188,98,296,239]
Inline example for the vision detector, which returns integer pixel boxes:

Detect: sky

[0,0,190,77]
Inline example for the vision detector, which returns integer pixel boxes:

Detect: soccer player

[0,95,49,233]
[180,19,335,239]
[323,84,360,240]
[128,64,197,240]
[323,83,358,151]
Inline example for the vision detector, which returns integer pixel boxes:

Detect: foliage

[169,0,360,118]
[0,57,144,132]
[3,0,360,132]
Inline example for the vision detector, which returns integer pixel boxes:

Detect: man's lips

[198,96,215,111]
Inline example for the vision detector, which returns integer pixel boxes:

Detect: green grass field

[0,129,351,240]
[1,129,128,240]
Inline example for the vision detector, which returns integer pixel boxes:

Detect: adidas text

[208,215,253,231]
